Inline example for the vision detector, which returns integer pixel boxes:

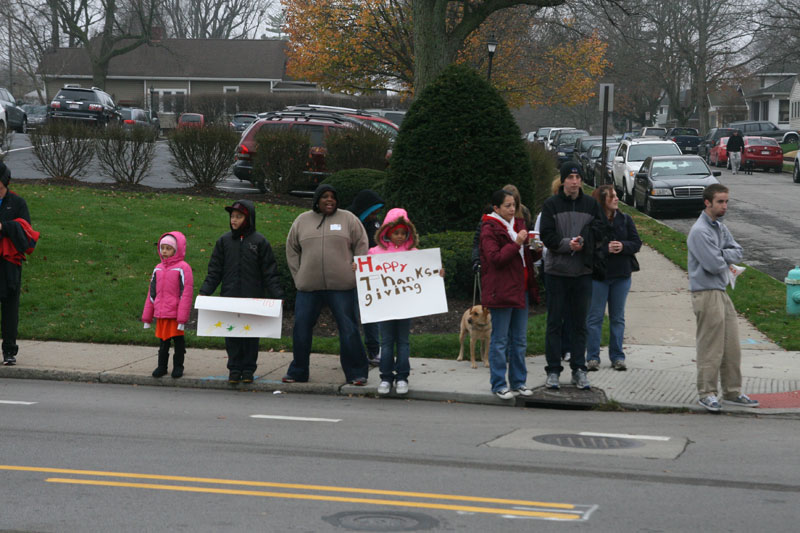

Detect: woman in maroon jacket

[480,189,540,400]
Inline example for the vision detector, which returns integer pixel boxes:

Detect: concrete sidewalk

[2,246,799,416]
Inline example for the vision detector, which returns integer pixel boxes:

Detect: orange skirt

[155,318,183,341]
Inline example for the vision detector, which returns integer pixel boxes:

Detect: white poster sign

[355,248,448,324]
[194,296,283,338]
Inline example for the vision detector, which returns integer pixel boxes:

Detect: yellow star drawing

[214,321,223,328]
[243,324,251,332]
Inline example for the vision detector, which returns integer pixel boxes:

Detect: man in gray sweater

[687,183,758,412]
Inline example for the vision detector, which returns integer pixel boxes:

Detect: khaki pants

[692,290,741,399]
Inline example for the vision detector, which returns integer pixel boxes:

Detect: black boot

[171,336,185,378]
[152,340,169,378]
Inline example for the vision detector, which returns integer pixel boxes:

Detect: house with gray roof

[742,62,800,127]
[39,39,317,127]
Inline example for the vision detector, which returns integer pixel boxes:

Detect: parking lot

[1,132,259,194]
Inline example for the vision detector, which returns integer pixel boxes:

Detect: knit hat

[0,161,10,187]
[560,161,583,182]
[159,234,177,250]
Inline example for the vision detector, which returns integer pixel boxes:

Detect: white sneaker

[513,386,533,397]
[395,380,409,395]
[495,388,514,400]
[377,381,391,395]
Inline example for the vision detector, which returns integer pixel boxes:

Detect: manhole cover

[533,433,644,449]
[322,511,439,531]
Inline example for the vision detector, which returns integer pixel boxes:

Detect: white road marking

[250,415,341,423]
[0,400,37,405]
[579,431,670,442]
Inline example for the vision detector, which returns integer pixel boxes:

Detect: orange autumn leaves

[283,0,608,108]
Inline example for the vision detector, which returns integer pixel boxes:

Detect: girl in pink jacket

[369,208,419,396]
[142,232,194,378]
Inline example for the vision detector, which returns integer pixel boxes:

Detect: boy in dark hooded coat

[199,199,284,384]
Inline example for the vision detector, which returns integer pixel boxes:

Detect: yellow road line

[0,464,574,509]
[45,478,580,520]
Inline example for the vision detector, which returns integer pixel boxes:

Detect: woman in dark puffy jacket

[479,189,540,400]
[585,185,641,371]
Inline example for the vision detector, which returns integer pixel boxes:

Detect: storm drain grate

[533,433,644,449]
[322,511,439,531]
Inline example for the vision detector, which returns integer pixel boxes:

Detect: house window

[155,89,187,113]
[762,100,769,121]
[780,99,789,122]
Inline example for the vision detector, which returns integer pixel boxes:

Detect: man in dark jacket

[725,130,744,174]
[539,162,603,390]
[0,162,31,365]
[199,199,284,383]
[347,189,384,365]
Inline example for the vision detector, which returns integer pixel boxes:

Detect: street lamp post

[487,34,498,82]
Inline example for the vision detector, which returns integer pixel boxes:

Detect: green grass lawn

[18,183,304,351]
[13,182,795,359]
[622,203,800,350]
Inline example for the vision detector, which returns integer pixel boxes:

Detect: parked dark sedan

[580,144,603,186]
[593,142,619,186]
[21,104,47,130]
[551,129,589,165]
[120,107,160,135]
[632,155,720,217]
[663,127,702,154]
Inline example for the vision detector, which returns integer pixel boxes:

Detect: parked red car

[177,113,205,129]
[740,136,783,172]
[708,137,729,167]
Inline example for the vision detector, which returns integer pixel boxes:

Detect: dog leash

[472,271,482,308]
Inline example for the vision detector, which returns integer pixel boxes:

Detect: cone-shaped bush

[385,64,532,233]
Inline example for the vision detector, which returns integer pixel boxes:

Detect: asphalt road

[1,379,798,531]
[647,164,800,282]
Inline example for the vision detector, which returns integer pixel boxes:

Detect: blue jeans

[379,319,411,382]
[544,274,592,374]
[287,289,368,383]
[488,300,528,393]
[586,276,632,363]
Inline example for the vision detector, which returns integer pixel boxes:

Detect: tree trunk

[412,1,452,95]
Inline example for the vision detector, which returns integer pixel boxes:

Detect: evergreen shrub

[418,231,474,300]
[322,168,387,208]
[528,142,559,215]
[386,64,532,233]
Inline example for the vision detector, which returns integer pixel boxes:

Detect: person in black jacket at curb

[539,162,604,391]
[0,162,31,366]
[198,199,284,384]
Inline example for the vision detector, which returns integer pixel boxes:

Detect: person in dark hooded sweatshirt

[0,162,33,366]
[199,199,283,384]
[347,189,384,365]
[283,184,370,385]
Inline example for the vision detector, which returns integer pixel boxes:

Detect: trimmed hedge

[321,168,387,208]
[251,128,311,193]
[386,64,532,233]
[419,230,474,301]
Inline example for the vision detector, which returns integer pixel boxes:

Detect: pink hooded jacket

[141,231,194,324]
[368,208,419,255]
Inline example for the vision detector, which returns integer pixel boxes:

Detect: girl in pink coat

[368,208,419,396]
[142,232,194,378]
